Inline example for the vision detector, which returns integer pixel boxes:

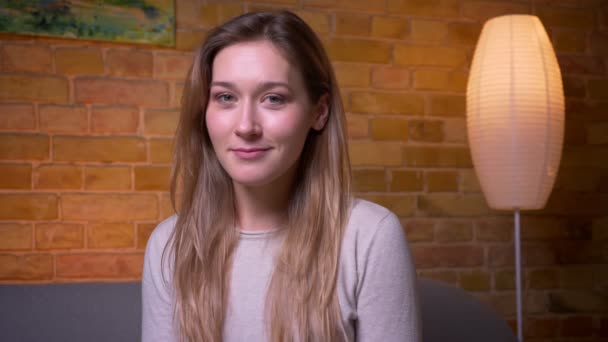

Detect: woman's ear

[312,93,329,131]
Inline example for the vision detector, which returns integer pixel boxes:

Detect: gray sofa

[0,278,516,342]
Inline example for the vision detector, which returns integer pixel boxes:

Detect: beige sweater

[142,199,421,341]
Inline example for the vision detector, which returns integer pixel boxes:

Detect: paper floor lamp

[466,15,565,341]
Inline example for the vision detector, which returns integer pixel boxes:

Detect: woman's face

[205,40,320,188]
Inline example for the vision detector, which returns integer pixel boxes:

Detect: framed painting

[0,0,175,47]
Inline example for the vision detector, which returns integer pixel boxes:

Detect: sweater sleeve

[355,212,422,342]
[141,220,177,342]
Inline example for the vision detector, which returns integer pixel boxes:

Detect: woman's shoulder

[345,198,405,246]
[349,198,400,229]
[144,215,178,257]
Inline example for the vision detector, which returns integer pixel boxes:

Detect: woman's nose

[234,102,261,138]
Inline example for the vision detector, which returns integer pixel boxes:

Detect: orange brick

[149,138,173,164]
[175,29,208,51]
[91,106,139,133]
[410,20,448,42]
[153,53,192,79]
[588,79,608,101]
[199,3,243,27]
[106,49,153,78]
[412,245,483,269]
[34,164,81,189]
[529,268,558,289]
[74,78,168,106]
[371,16,409,39]
[35,223,84,250]
[55,48,104,75]
[137,223,157,249]
[408,119,443,142]
[0,254,53,280]
[174,82,185,107]
[537,6,595,29]
[341,90,350,111]
[346,115,368,139]
[39,105,88,133]
[494,269,515,290]
[524,317,559,338]
[61,194,158,221]
[561,316,593,337]
[559,266,594,289]
[160,193,175,219]
[559,55,604,75]
[349,141,402,166]
[590,31,608,56]
[0,74,68,103]
[134,166,171,191]
[554,29,588,53]
[53,136,146,162]
[459,270,490,291]
[0,223,32,250]
[0,134,49,160]
[293,10,330,34]
[427,170,458,192]
[351,92,424,115]
[371,66,410,89]
[0,44,52,72]
[360,194,416,216]
[563,76,586,98]
[394,45,467,67]
[333,63,370,88]
[176,0,202,26]
[85,166,131,190]
[403,146,471,167]
[401,219,434,242]
[447,22,482,46]
[304,0,385,12]
[56,253,143,279]
[555,167,600,192]
[387,0,460,17]
[461,1,529,21]
[353,169,385,192]
[88,223,135,249]
[429,95,466,116]
[444,118,467,143]
[144,109,179,136]
[0,104,35,130]
[0,163,31,189]
[475,217,513,242]
[414,69,467,92]
[417,270,458,284]
[436,220,472,242]
[0,194,58,220]
[335,13,371,36]
[461,169,482,193]
[489,244,556,267]
[418,194,490,217]
[370,117,408,141]
[324,39,391,63]
[390,170,424,192]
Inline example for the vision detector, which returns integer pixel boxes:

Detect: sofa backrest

[0,279,516,342]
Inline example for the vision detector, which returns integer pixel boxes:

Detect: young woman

[142,11,421,342]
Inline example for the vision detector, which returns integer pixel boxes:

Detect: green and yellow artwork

[0,0,174,46]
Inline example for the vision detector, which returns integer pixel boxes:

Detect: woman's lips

[231,147,272,160]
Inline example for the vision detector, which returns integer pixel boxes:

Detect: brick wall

[0,0,607,340]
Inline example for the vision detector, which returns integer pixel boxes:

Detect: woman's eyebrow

[210,81,292,92]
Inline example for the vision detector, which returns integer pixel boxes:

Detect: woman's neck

[233,172,294,231]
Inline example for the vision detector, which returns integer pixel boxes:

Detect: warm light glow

[467,15,565,210]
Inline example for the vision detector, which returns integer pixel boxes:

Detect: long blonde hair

[166,11,352,341]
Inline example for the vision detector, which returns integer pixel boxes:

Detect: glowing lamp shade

[467,15,565,210]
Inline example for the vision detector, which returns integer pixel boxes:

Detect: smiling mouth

[230,147,272,160]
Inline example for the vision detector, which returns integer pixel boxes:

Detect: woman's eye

[216,93,235,103]
[264,94,285,105]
